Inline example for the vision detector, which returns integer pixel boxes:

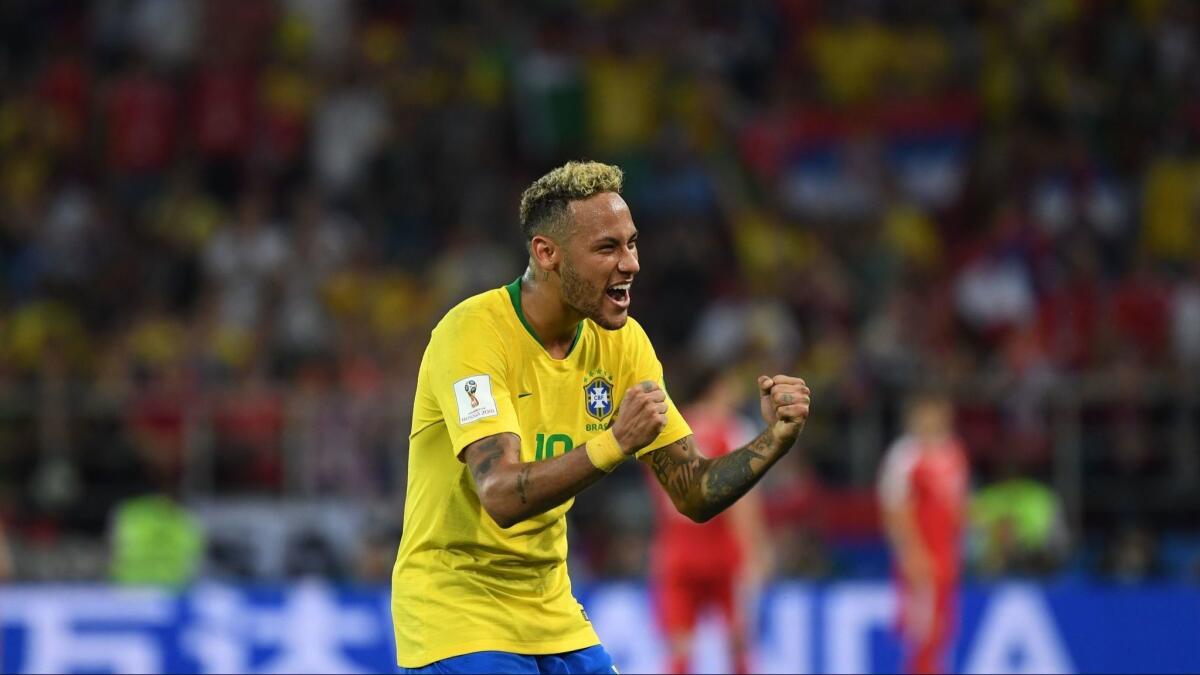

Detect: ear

[529,234,560,273]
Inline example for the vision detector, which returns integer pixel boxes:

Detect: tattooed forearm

[700,433,772,515]
[462,432,606,528]
[646,430,788,523]
[516,464,532,504]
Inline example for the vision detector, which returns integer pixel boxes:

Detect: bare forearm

[730,490,769,550]
[477,445,606,528]
[884,509,933,584]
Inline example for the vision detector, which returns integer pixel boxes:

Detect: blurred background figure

[878,389,969,675]
[645,365,770,675]
[969,459,1069,577]
[108,454,204,588]
[109,492,203,587]
[1100,521,1167,583]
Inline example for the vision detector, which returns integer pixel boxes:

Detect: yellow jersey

[392,278,692,667]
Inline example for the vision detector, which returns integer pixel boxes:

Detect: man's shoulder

[884,435,918,458]
[879,437,920,478]
[434,287,512,336]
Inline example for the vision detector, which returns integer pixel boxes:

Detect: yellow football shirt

[392,278,692,667]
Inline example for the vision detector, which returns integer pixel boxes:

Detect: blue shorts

[399,645,617,674]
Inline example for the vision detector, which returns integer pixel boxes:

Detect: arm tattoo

[468,436,506,486]
[647,431,780,521]
[647,439,703,497]
[516,464,532,504]
[702,433,770,504]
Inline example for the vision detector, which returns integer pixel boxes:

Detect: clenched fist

[612,380,668,455]
[758,374,810,444]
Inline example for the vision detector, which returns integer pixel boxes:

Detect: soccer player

[391,161,811,674]
[878,389,969,675]
[647,365,770,674]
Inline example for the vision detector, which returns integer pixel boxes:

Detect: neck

[520,267,583,356]
[916,430,949,446]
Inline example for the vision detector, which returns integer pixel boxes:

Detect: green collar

[505,277,582,357]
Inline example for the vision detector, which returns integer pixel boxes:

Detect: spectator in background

[275,189,361,362]
[969,462,1069,577]
[311,67,388,198]
[202,185,289,332]
[1101,522,1166,584]
[102,55,178,209]
[109,485,204,587]
[645,365,771,675]
[878,389,969,675]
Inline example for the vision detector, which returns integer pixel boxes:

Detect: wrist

[767,423,797,453]
[585,429,627,472]
[609,429,631,455]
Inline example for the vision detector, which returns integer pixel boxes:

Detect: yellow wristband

[585,429,626,472]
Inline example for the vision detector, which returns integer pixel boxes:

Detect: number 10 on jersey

[535,433,574,460]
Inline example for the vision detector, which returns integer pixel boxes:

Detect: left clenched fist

[758,374,810,443]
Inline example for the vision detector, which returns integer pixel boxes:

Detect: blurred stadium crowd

[1,0,1199,586]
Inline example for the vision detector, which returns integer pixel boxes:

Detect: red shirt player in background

[646,366,771,675]
[878,389,969,674]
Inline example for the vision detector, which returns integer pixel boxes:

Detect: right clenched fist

[611,380,668,455]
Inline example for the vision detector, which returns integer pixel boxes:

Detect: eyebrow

[592,233,636,247]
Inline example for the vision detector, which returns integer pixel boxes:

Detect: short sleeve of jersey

[623,319,692,458]
[877,437,918,510]
[425,313,522,458]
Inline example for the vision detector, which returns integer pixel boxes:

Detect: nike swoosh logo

[518,392,534,398]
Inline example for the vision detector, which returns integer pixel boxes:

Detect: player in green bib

[392,161,812,674]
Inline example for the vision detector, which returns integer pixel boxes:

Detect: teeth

[610,283,631,291]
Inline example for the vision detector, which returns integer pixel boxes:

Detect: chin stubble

[561,259,621,329]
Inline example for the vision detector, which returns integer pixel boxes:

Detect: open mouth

[605,282,631,307]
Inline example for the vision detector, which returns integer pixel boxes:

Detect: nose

[618,246,639,275]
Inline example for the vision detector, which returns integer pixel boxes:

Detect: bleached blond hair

[519,161,624,243]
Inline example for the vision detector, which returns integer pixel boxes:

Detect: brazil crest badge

[584,376,614,421]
